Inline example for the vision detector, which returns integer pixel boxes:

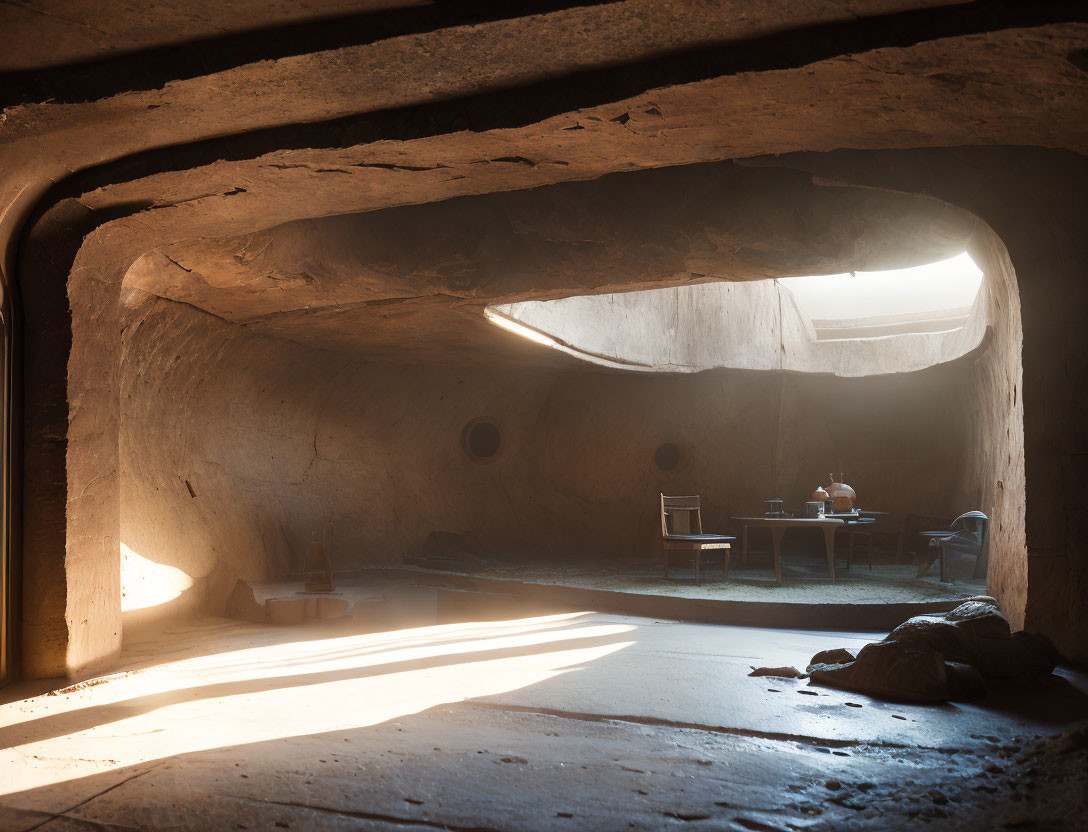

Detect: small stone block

[267,598,306,625]
[316,596,350,619]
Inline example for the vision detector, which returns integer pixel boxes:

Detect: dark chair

[900,513,954,563]
[843,516,878,570]
[660,494,735,583]
[919,511,989,583]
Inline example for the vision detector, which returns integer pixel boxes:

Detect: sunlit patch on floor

[0,612,634,795]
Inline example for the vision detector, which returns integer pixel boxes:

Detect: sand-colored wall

[119,293,975,629]
[35,150,1080,675]
[954,228,1026,628]
[119,295,559,627]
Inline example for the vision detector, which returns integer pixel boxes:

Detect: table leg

[723,545,730,581]
[847,529,854,571]
[742,524,748,565]
[771,526,785,585]
[868,533,874,571]
[695,548,701,584]
[822,526,837,584]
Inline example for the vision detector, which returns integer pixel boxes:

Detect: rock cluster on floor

[805,598,1058,702]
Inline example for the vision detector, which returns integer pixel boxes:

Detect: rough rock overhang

[2,2,1084,367]
[5,2,1087,261]
[3,0,1086,679]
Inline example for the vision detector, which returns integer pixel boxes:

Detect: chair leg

[917,540,937,578]
[664,548,669,580]
[939,544,952,584]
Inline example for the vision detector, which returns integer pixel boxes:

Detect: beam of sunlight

[197,611,606,673]
[485,307,655,371]
[485,308,558,346]
[0,613,635,797]
[120,542,194,611]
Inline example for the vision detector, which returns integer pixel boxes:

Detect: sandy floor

[434,555,988,605]
[1,612,1084,830]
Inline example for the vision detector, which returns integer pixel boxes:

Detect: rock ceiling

[2,0,1086,362]
[123,163,979,360]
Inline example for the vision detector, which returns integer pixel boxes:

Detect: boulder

[806,647,857,672]
[887,615,971,663]
[805,661,854,684]
[809,640,951,702]
[804,596,1059,702]
[1012,631,1060,670]
[973,631,1056,679]
[944,661,987,700]
[946,599,1011,640]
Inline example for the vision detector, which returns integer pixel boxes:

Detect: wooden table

[732,516,844,584]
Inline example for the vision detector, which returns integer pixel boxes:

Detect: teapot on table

[825,473,856,513]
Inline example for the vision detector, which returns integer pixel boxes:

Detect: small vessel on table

[808,485,830,517]
[825,474,856,514]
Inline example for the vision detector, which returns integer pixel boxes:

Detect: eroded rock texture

[807,598,1058,702]
[1,1,1086,679]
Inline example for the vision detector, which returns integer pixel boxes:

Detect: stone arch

[15,146,1079,679]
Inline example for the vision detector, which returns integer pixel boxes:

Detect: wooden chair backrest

[661,494,703,537]
[952,511,989,554]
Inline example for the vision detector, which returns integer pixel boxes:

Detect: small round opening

[654,442,680,471]
[463,420,501,461]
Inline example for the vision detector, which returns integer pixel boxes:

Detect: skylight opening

[486,252,988,377]
[778,252,983,341]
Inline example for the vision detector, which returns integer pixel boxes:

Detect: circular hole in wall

[654,442,681,471]
[462,420,502,461]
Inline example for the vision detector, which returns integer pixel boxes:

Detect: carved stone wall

[118,294,973,631]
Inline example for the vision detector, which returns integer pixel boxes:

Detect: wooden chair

[920,511,989,583]
[843,516,877,570]
[660,494,735,583]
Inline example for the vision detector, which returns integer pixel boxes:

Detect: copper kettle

[826,473,856,512]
